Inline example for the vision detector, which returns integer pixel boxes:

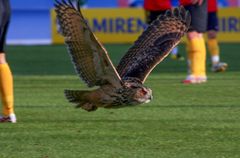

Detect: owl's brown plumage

[117,7,190,83]
[55,0,190,111]
[55,0,122,88]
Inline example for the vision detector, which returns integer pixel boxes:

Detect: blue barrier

[11,0,52,10]
[7,0,240,45]
[8,9,51,44]
[7,0,52,44]
[87,0,118,8]
[7,0,120,44]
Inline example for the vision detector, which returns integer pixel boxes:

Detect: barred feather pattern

[54,1,190,111]
[117,7,191,83]
[55,0,121,87]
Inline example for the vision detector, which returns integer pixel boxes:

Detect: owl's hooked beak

[144,94,153,103]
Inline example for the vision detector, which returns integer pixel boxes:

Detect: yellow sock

[185,40,192,74]
[188,37,206,77]
[198,37,207,77]
[0,63,14,116]
[207,38,219,56]
[207,38,220,64]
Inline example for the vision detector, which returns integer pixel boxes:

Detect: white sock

[212,55,220,64]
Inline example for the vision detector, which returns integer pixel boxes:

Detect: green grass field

[0,44,240,158]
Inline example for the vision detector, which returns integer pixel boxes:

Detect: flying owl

[55,0,190,111]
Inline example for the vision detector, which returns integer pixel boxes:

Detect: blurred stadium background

[1,0,240,158]
[7,0,240,44]
[5,0,240,74]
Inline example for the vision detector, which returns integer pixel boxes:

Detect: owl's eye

[140,88,147,95]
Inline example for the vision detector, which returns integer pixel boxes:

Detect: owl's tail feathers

[64,89,97,111]
[64,89,88,103]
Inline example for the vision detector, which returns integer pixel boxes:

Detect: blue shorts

[184,0,208,33]
[207,12,218,31]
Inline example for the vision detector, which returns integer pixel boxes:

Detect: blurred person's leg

[185,39,192,74]
[207,12,228,72]
[182,0,207,84]
[0,0,16,123]
[185,32,206,83]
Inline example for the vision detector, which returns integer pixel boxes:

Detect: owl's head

[123,78,153,105]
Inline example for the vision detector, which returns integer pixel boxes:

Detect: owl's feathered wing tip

[55,0,122,88]
[54,0,81,12]
[116,6,191,83]
[156,6,191,29]
[179,6,191,27]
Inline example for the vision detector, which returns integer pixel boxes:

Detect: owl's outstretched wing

[117,7,191,83]
[55,0,122,88]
